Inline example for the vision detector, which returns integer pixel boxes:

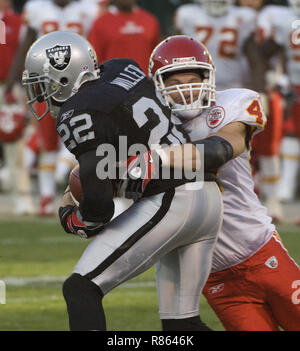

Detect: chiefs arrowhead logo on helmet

[0,105,25,142]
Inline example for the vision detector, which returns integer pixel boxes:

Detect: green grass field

[0,216,299,331]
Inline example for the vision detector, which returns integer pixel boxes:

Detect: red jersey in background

[0,8,22,81]
[88,5,161,74]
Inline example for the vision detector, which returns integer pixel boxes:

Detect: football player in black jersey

[22,31,224,331]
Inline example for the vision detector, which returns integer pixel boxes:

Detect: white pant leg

[156,238,217,319]
[73,181,222,308]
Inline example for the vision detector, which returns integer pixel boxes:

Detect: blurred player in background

[238,0,266,10]
[4,0,99,215]
[174,0,265,92]
[0,0,34,214]
[88,0,161,74]
[85,0,111,15]
[237,0,285,222]
[258,1,300,214]
[148,35,300,331]
[174,0,286,221]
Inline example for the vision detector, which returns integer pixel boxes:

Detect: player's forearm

[60,187,76,208]
[156,136,234,173]
[192,136,234,171]
[208,131,246,158]
[78,151,114,223]
[156,143,201,172]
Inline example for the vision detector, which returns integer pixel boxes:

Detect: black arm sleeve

[78,150,114,223]
[193,136,234,173]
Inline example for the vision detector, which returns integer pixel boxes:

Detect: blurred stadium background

[11,0,290,37]
[0,0,299,331]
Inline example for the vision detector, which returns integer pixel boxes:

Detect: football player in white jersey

[145,35,300,331]
[174,0,285,221]
[4,0,99,216]
[238,0,285,223]
[238,0,264,11]
[174,0,264,92]
[258,1,300,209]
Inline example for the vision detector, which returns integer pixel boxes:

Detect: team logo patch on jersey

[265,256,278,269]
[46,45,71,71]
[208,283,224,295]
[206,106,225,129]
[61,109,74,122]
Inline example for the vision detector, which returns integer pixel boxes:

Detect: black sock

[63,273,106,331]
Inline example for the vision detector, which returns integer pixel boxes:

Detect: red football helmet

[0,104,26,142]
[149,35,216,118]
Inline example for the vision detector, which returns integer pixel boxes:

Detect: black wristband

[193,136,234,172]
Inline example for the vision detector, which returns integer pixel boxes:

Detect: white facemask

[173,103,203,120]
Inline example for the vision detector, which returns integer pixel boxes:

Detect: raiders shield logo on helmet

[46,45,71,71]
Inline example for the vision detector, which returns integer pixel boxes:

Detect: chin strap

[173,106,203,120]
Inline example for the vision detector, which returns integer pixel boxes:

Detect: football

[69,165,120,205]
[69,165,81,205]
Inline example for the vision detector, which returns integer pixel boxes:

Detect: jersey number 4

[246,99,264,127]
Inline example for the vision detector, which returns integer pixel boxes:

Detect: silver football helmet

[200,0,233,17]
[289,0,300,15]
[22,31,100,120]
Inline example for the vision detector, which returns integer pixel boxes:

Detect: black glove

[58,205,104,239]
[117,150,162,202]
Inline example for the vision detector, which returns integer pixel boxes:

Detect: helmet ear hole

[60,77,69,86]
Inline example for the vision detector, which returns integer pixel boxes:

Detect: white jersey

[257,5,300,86]
[23,0,99,38]
[175,4,256,90]
[181,89,276,272]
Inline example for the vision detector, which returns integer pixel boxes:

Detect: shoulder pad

[215,89,266,134]
[59,59,148,115]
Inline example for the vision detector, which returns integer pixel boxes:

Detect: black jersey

[56,58,190,222]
